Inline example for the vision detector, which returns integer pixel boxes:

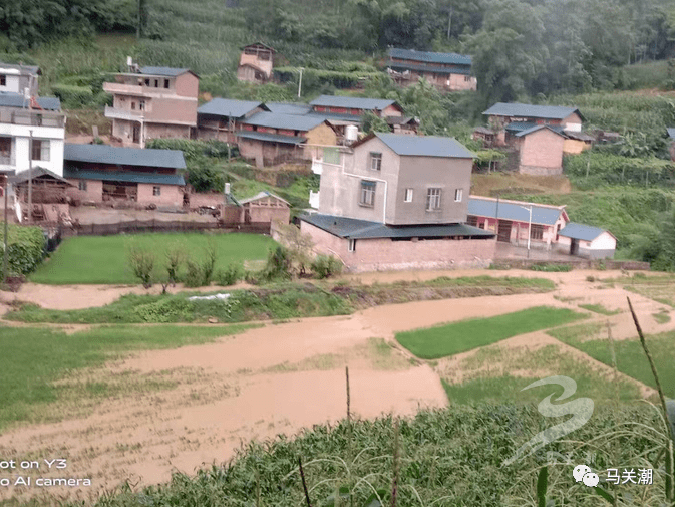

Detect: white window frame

[426,188,441,211]
[404,188,413,203]
[454,189,462,202]
[359,181,376,207]
[348,239,356,252]
[369,152,382,171]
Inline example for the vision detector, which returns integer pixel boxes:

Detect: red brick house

[386,48,476,91]
[63,144,186,207]
[237,43,275,84]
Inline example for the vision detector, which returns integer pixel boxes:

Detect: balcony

[0,109,65,129]
[104,105,143,122]
[0,154,15,167]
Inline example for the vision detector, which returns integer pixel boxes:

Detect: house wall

[563,139,591,155]
[174,73,199,98]
[301,220,496,272]
[239,53,273,77]
[563,112,583,132]
[518,129,564,176]
[66,179,103,202]
[470,215,567,248]
[382,104,403,117]
[0,73,20,93]
[242,203,290,225]
[447,73,477,91]
[137,183,183,207]
[145,123,192,141]
[0,122,65,176]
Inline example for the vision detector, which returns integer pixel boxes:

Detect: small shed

[239,191,290,225]
[557,222,616,259]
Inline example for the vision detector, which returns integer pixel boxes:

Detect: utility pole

[298,67,304,98]
[28,130,33,224]
[447,6,453,40]
[2,173,8,285]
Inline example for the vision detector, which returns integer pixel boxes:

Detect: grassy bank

[6,276,556,324]
[396,306,587,359]
[0,323,255,431]
[30,233,277,285]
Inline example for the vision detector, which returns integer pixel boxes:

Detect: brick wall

[66,179,103,202]
[518,129,564,175]
[136,183,183,207]
[301,221,496,272]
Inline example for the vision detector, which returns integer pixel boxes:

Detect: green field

[396,306,587,359]
[30,233,277,284]
[0,323,255,430]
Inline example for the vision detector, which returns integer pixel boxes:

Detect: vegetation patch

[578,303,621,315]
[0,324,254,430]
[653,310,671,324]
[396,306,587,359]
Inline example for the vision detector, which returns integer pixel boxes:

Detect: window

[31,140,49,162]
[466,216,477,227]
[164,79,170,89]
[359,180,376,207]
[78,181,87,191]
[531,224,544,241]
[348,239,356,252]
[144,78,150,86]
[152,186,161,196]
[464,76,471,82]
[369,152,382,171]
[454,189,462,202]
[0,75,5,86]
[426,188,441,211]
[154,79,159,87]
[404,188,413,203]
[0,137,11,161]
[131,101,136,110]
[139,100,145,111]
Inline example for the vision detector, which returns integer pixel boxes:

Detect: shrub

[311,254,343,279]
[184,259,204,288]
[200,240,218,285]
[127,245,155,288]
[165,244,187,284]
[530,263,572,272]
[216,263,243,286]
[0,225,45,275]
[261,245,292,281]
[134,297,195,323]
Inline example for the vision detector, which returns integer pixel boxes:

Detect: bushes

[0,225,45,276]
[216,263,243,286]
[127,245,155,287]
[311,254,343,279]
[145,138,235,159]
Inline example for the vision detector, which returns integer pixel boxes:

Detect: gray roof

[467,197,566,226]
[265,102,313,115]
[483,102,582,120]
[243,111,327,131]
[138,66,193,77]
[307,111,363,124]
[558,222,611,242]
[301,213,494,240]
[387,60,471,75]
[63,168,185,186]
[371,133,474,159]
[387,48,472,66]
[310,95,397,111]
[0,62,40,75]
[239,191,290,206]
[198,98,263,118]
[0,92,60,110]
[514,125,567,138]
[236,131,306,145]
[10,167,73,186]
[667,128,675,139]
[64,144,187,170]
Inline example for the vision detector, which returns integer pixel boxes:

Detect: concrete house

[386,48,476,91]
[197,98,267,144]
[557,223,616,259]
[301,133,495,272]
[237,43,275,84]
[237,111,337,167]
[466,196,569,249]
[63,144,186,207]
[0,92,65,177]
[0,62,39,96]
[103,64,200,147]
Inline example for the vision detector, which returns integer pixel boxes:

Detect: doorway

[497,220,512,243]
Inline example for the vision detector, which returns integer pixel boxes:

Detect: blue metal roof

[310,95,397,111]
[387,48,472,66]
[139,66,193,77]
[483,102,582,120]
[505,121,538,133]
[64,144,187,170]
[514,125,567,138]
[236,131,306,145]
[301,213,494,240]
[558,222,609,242]
[0,91,60,110]
[467,197,566,226]
[307,111,363,123]
[63,168,185,186]
[265,102,313,115]
[243,111,327,131]
[198,98,263,118]
[386,60,471,75]
[372,133,474,159]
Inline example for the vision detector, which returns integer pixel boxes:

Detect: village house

[466,196,569,249]
[386,48,477,92]
[197,98,267,144]
[237,43,275,84]
[237,111,338,167]
[103,61,199,148]
[63,143,186,207]
[556,223,616,259]
[0,62,40,96]
[299,133,495,272]
[239,191,290,225]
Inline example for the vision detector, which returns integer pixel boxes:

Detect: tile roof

[387,48,472,65]
[236,131,306,145]
[483,102,582,120]
[64,144,187,170]
[301,213,494,240]
[309,95,397,110]
[239,191,290,206]
[372,133,474,158]
[467,197,566,226]
[265,102,313,115]
[558,222,611,242]
[243,111,327,131]
[0,91,60,110]
[63,168,185,186]
[198,98,264,118]
[504,121,538,133]
[138,66,193,77]
[386,60,472,75]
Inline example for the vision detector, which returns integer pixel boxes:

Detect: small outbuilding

[556,222,616,259]
[239,191,290,225]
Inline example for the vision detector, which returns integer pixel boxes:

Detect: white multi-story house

[0,62,39,97]
[0,93,65,178]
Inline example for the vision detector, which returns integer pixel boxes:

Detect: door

[244,208,251,224]
[570,238,579,256]
[497,220,512,243]
[132,125,140,144]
